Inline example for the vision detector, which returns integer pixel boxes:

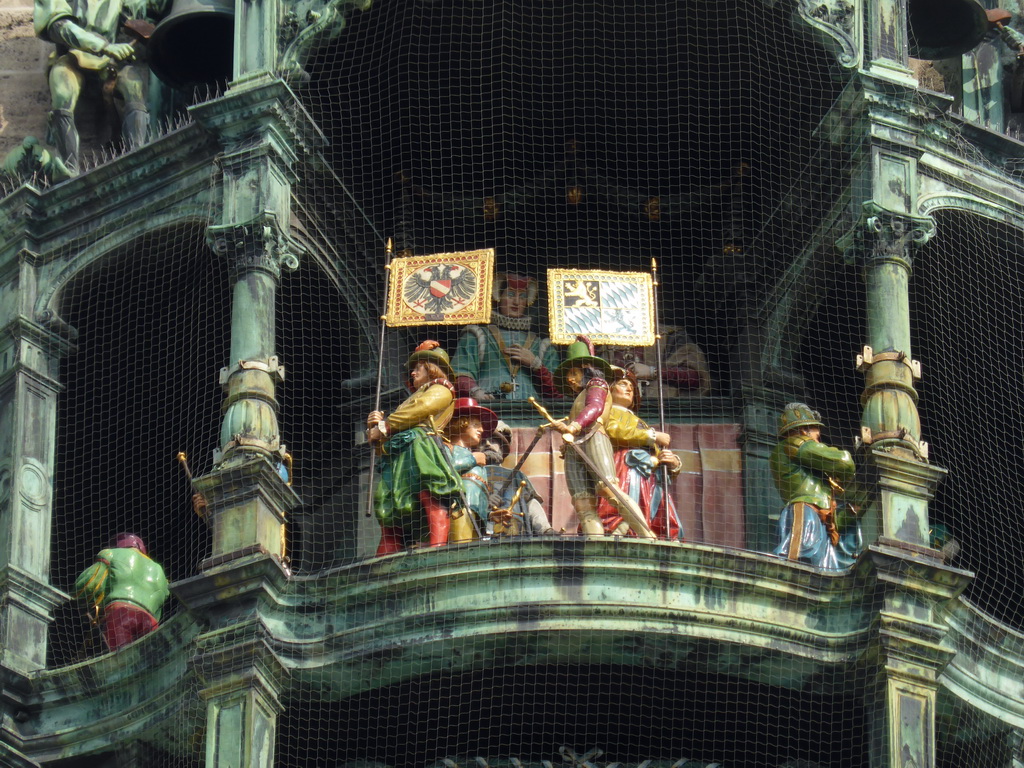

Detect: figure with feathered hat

[770,402,862,569]
[74,532,169,651]
[366,341,465,555]
[598,366,684,538]
[548,336,656,539]
[451,272,562,401]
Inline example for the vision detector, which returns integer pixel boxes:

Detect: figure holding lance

[649,258,681,540]
[538,337,656,539]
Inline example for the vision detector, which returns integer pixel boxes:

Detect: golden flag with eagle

[385,249,495,326]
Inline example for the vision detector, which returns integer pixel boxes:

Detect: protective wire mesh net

[27,0,1024,766]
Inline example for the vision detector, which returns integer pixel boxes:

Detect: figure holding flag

[367,248,496,554]
[366,341,464,555]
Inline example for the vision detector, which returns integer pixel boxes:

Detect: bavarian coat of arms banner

[547,268,656,346]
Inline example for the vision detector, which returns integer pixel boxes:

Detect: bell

[148,0,234,89]
[908,0,994,59]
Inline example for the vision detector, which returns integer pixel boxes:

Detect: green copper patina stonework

[1,0,1024,766]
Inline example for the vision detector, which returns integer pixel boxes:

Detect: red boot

[375,526,405,556]
[420,490,450,546]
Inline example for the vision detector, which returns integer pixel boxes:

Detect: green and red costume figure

[74,533,169,651]
[599,367,683,538]
[367,340,465,555]
[769,403,862,569]
[552,337,656,539]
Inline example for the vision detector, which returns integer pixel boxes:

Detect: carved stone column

[847,207,973,767]
[189,83,312,571]
[855,208,938,544]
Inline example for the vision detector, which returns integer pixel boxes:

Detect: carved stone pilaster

[861,542,972,768]
[0,317,75,674]
[176,557,290,768]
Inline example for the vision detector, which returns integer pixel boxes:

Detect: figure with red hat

[444,397,499,542]
[73,532,169,651]
[366,340,465,554]
[549,337,656,539]
[599,366,683,538]
[451,272,562,401]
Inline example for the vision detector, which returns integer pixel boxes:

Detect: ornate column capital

[207,214,303,280]
[842,204,936,270]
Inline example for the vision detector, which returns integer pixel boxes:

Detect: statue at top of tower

[74,532,169,651]
[34,0,166,174]
[451,272,562,402]
[769,403,863,570]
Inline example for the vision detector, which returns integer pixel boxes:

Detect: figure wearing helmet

[769,403,861,569]
[366,340,465,555]
[74,532,169,650]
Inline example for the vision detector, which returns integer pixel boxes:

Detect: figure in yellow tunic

[366,341,464,555]
[600,368,683,538]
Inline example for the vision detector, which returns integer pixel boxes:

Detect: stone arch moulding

[34,214,213,323]
[918,193,1024,233]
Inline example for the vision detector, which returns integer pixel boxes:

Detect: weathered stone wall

[0,0,50,160]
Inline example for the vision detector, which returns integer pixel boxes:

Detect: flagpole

[365,238,394,517]
[651,258,681,540]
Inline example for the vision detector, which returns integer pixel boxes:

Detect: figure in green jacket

[74,532,169,650]
[366,340,465,555]
[770,403,862,569]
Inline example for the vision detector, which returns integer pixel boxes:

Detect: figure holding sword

[535,336,656,539]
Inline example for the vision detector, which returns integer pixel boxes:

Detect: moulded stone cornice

[190,79,326,162]
[0,317,75,391]
[0,742,39,768]
[862,83,939,122]
[0,187,44,268]
[35,124,216,226]
[939,598,1024,729]
[11,613,203,761]
[918,155,1024,231]
[173,552,291,617]
[262,540,878,697]
[0,568,67,628]
[12,542,1023,756]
